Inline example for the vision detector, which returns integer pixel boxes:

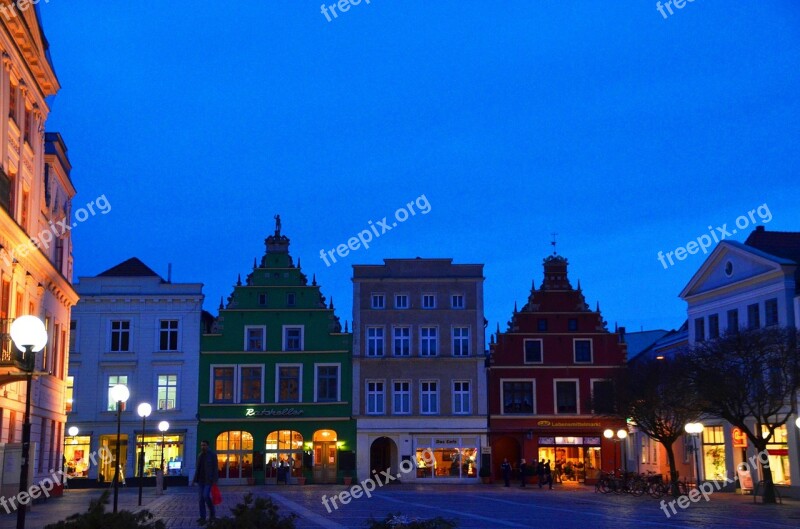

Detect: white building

[66,258,203,486]
[0,6,78,499]
[680,226,800,496]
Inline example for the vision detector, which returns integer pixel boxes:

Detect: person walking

[519,458,528,487]
[537,459,546,489]
[544,459,553,490]
[501,458,512,487]
[192,440,219,523]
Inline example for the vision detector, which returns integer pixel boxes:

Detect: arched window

[265,430,304,480]
[216,431,253,482]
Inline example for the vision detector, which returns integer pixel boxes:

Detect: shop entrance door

[313,430,338,483]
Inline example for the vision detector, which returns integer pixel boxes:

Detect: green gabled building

[198,220,354,485]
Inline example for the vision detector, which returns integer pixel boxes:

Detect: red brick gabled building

[487,254,627,484]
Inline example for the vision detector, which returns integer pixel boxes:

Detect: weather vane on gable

[274,214,281,237]
[551,232,558,255]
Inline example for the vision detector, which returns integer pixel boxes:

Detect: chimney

[618,326,626,343]
[167,263,172,283]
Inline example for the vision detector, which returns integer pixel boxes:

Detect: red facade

[487,255,627,484]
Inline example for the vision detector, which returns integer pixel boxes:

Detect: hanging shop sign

[732,428,747,448]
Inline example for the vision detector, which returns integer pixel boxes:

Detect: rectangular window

[9,83,17,120]
[110,321,130,352]
[366,381,385,414]
[65,376,74,413]
[451,294,464,309]
[568,318,578,331]
[453,381,470,414]
[591,380,614,414]
[394,294,408,309]
[245,326,265,351]
[537,318,548,331]
[452,327,470,356]
[159,320,179,351]
[213,367,234,403]
[765,298,779,327]
[107,375,129,411]
[393,326,411,356]
[157,375,178,410]
[392,381,410,414]
[240,367,262,403]
[708,314,720,339]
[422,294,436,309]
[694,317,705,343]
[420,327,438,356]
[701,425,726,481]
[258,293,268,306]
[371,293,385,309]
[286,293,296,307]
[524,339,542,364]
[420,381,439,414]
[283,326,303,351]
[727,309,739,334]
[315,365,339,402]
[502,381,534,414]
[277,366,301,403]
[366,327,384,357]
[24,108,33,145]
[574,339,592,363]
[747,303,760,330]
[555,380,578,414]
[69,320,77,352]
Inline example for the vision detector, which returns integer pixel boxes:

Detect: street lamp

[136,403,152,506]
[685,422,705,487]
[604,428,628,475]
[109,384,130,513]
[64,426,78,485]
[158,421,169,489]
[67,426,79,437]
[10,315,47,529]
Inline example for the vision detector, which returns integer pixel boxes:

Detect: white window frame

[554,378,580,415]
[392,325,411,357]
[157,319,181,352]
[365,379,386,415]
[394,294,409,309]
[392,380,411,415]
[282,325,305,351]
[451,294,465,309]
[210,364,237,404]
[275,363,303,403]
[419,326,438,357]
[371,293,386,309]
[106,374,130,411]
[452,380,471,415]
[239,364,264,404]
[244,325,266,352]
[420,380,439,415]
[108,320,131,352]
[155,373,179,410]
[422,293,436,309]
[523,338,544,364]
[573,338,593,364]
[499,378,536,415]
[366,326,385,357]
[65,374,75,413]
[314,363,341,403]
[451,326,470,356]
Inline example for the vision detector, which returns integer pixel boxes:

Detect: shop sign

[732,428,747,448]
[536,420,601,428]
[433,438,459,446]
[245,408,304,417]
[481,447,491,454]
[555,437,583,445]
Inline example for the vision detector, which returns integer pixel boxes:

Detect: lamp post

[604,428,628,475]
[685,422,704,487]
[65,426,78,486]
[109,384,130,513]
[136,403,152,506]
[10,315,47,529]
[158,421,169,490]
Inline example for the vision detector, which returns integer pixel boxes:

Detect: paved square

[1,484,798,528]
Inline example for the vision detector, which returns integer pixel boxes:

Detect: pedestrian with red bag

[192,440,219,523]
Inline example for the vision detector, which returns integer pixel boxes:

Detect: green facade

[198,227,354,484]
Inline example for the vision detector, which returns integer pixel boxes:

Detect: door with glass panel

[313,430,338,483]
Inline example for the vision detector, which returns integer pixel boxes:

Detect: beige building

[0,7,78,495]
[352,259,487,482]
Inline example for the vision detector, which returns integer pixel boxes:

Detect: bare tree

[687,327,799,504]
[593,355,703,496]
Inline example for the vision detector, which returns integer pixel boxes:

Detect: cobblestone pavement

[1,483,799,528]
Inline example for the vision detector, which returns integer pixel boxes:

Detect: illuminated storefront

[265,430,304,482]
[702,426,727,481]
[413,437,479,480]
[763,424,791,486]
[216,430,254,483]
[537,436,602,483]
[135,435,184,476]
[64,435,92,478]
[98,434,128,484]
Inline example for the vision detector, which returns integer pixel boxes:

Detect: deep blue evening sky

[40,1,800,338]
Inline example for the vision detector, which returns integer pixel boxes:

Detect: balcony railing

[0,318,34,370]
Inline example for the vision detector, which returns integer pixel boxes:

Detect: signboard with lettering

[245,408,304,417]
[732,428,747,448]
[536,420,602,428]
[736,464,754,491]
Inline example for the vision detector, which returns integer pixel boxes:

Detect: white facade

[67,260,203,484]
[680,234,799,496]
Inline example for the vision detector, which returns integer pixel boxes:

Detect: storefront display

[763,424,791,485]
[414,437,478,479]
[702,426,726,481]
[136,435,184,476]
[537,436,601,483]
[64,435,92,478]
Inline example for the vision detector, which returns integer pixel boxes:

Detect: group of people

[500,458,555,489]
